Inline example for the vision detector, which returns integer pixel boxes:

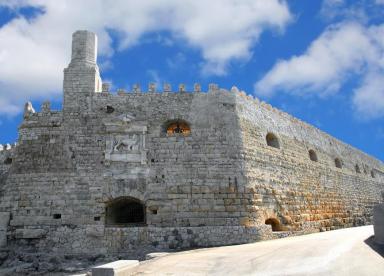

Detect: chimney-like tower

[63,30,102,113]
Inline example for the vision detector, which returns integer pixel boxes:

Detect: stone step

[92,260,139,276]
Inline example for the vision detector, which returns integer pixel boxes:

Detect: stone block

[86,225,105,237]
[92,260,139,276]
[373,204,384,244]
[15,229,47,239]
[0,212,10,230]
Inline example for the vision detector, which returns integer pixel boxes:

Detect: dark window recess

[355,164,361,173]
[308,150,318,162]
[106,106,115,114]
[266,133,280,149]
[265,218,283,232]
[94,216,101,221]
[106,197,145,225]
[151,209,158,215]
[4,157,12,165]
[53,214,61,219]
[371,170,376,178]
[335,158,342,169]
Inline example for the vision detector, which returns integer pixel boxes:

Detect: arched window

[335,158,342,169]
[355,164,361,173]
[106,197,145,226]
[371,170,376,178]
[265,218,283,232]
[308,150,318,162]
[266,133,280,149]
[165,120,191,136]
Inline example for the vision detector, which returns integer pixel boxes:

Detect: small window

[266,133,280,149]
[335,158,342,169]
[106,106,115,114]
[4,157,12,165]
[94,216,101,221]
[106,197,145,226]
[53,214,61,219]
[165,120,191,136]
[308,150,318,162]
[371,170,376,178]
[265,218,283,232]
[355,164,361,173]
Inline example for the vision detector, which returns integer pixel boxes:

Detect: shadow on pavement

[364,236,384,258]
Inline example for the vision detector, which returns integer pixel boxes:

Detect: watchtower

[63,30,102,113]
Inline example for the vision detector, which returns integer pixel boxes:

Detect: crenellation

[0,30,382,264]
[178,83,186,92]
[163,83,172,92]
[148,82,156,93]
[208,83,219,92]
[102,82,110,92]
[117,88,127,95]
[132,83,141,93]
[41,101,51,113]
[194,83,201,93]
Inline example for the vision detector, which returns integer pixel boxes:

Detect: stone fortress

[0,30,383,257]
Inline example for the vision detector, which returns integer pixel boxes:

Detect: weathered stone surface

[373,204,384,244]
[92,260,139,276]
[0,212,10,247]
[0,30,383,261]
[15,229,47,239]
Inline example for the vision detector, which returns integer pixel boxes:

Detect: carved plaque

[103,114,147,164]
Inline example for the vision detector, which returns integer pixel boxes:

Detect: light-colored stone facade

[0,30,383,257]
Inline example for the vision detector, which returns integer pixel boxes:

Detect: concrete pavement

[130,225,384,276]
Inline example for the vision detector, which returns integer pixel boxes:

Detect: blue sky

[0,0,383,161]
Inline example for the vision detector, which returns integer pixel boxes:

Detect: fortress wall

[237,93,383,171]
[2,86,383,254]
[91,90,250,227]
[236,93,384,231]
[2,89,260,254]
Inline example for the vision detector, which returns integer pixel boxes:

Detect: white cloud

[255,22,384,119]
[353,72,384,119]
[0,0,292,116]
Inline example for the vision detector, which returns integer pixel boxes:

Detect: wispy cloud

[255,22,384,120]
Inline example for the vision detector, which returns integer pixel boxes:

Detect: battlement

[0,143,16,152]
[0,142,16,169]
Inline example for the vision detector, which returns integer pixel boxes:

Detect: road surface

[130,225,384,276]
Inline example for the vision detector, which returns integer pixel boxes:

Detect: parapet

[100,83,219,95]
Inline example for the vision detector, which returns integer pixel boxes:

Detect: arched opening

[106,197,145,226]
[165,120,191,136]
[4,157,12,165]
[371,170,376,178]
[308,150,318,162]
[335,158,342,169]
[265,218,283,232]
[266,133,280,149]
[355,164,361,173]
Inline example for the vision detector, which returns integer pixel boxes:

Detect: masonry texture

[0,30,384,258]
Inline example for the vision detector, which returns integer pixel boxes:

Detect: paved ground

[130,225,384,276]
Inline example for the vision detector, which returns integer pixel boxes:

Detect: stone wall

[0,30,383,256]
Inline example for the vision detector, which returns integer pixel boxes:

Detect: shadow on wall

[364,236,384,258]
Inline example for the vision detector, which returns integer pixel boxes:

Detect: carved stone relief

[103,114,147,164]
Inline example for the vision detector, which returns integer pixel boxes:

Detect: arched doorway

[106,197,145,226]
[265,218,283,232]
